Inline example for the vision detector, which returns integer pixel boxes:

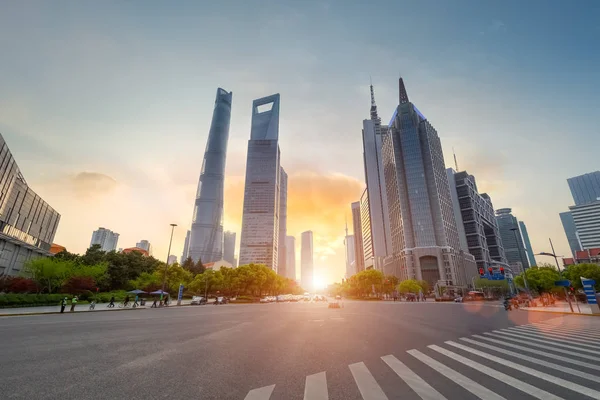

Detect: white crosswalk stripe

[243,319,600,400]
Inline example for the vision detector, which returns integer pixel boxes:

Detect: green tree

[81,244,106,266]
[397,279,422,294]
[563,263,600,290]
[181,256,195,271]
[417,280,430,294]
[514,266,560,294]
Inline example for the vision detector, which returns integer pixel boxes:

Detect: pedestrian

[134,294,139,308]
[164,295,169,307]
[108,296,115,308]
[70,296,78,312]
[124,295,130,307]
[151,297,158,308]
[60,297,68,313]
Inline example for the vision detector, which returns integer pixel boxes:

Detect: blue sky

[1,1,599,282]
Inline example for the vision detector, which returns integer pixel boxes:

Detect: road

[1,300,599,399]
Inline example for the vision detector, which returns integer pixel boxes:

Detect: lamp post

[536,237,574,312]
[161,223,177,299]
[510,227,530,296]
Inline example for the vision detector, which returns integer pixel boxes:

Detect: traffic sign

[581,278,597,305]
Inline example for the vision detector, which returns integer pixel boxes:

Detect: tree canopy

[563,263,600,290]
[514,265,561,294]
[397,279,422,294]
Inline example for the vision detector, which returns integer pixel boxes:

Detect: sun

[313,273,326,290]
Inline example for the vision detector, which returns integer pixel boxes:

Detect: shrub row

[0,290,130,308]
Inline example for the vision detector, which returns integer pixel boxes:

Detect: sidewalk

[0,299,193,316]
[521,301,596,315]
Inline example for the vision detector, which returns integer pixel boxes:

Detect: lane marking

[408,349,507,400]
[348,362,389,400]
[244,384,275,400]
[496,329,600,355]
[427,345,562,400]
[472,334,600,372]
[459,337,600,383]
[514,325,600,340]
[304,371,328,400]
[506,326,600,348]
[381,354,448,400]
[445,341,600,399]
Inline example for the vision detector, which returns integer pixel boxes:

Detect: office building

[0,134,61,276]
[301,231,314,291]
[135,240,152,256]
[285,235,296,281]
[570,202,600,250]
[362,84,391,259]
[568,171,600,206]
[167,255,177,265]
[188,88,233,264]
[239,94,282,270]
[560,211,581,257]
[447,169,507,271]
[351,202,365,273]
[518,221,537,267]
[181,230,191,263]
[381,78,476,287]
[360,188,374,269]
[495,208,532,273]
[344,220,356,278]
[90,227,119,252]
[277,167,288,276]
[223,231,236,266]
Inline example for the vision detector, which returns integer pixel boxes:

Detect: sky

[1,0,599,284]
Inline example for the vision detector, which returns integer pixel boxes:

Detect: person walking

[70,296,78,312]
[108,296,115,308]
[133,294,139,308]
[60,297,68,313]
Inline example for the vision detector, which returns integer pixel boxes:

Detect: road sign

[555,280,571,287]
[177,283,184,306]
[581,278,597,305]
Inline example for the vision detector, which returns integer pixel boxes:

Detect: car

[191,296,207,305]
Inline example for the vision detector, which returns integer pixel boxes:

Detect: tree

[514,266,560,294]
[62,276,96,294]
[181,256,195,271]
[397,279,422,294]
[563,263,600,290]
[417,280,430,294]
[191,258,206,275]
[81,244,106,266]
[23,258,74,293]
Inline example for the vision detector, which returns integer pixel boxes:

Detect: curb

[0,307,145,317]
[520,308,600,317]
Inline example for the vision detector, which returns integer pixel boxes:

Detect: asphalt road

[1,300,599,400]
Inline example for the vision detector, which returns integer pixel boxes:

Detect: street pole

[511,227,530,297]
[550,237,574,312]
[161,223,177,301]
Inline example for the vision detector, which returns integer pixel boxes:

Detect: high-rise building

[277,167,288,276]
[360,188,374,269]
[570,202,600,250]
[181,230,191,263]
[167,255,177,265]
[381,78,476,287]
[344,220,356,278]
[136,240,152,256]
[495,208,532,274]
[447,169,507,271]
[285,235,296,281]
[223,231,236,266]
[0,134,61,276]
[90,227,119,252]
[239,94,282,270]
[568,171,600,206]
[300,231,314,291]
[362,84,391,259]
[188,88,233,264]
[518,221,537,267]
[560,211,582,257]
[351,201,365,272]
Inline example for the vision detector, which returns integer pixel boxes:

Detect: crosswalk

[244,317,600,399]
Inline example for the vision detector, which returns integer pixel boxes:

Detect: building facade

[277,167,288,276]
[359,188,374,269]
[570,201,600,250]
[518,221,537,267]
[381,78,476,287]
[223,231,236,266]
[136,240,152,256]
[561,171,600,252]
[495,208,531,273]
[362,84,391,260]
[0,134,61,276]
[345,232,356,278]
[568,171,600,206]
[300,231,313,291]
[560,211,581,257]
[90,227,119,252]
[285,235,296,281]
[447,169,507,271]
[181,230,190,263]
[239,94,282,270]
[167,255,177,265]
[351,201,365,273]
[188,88,233,264]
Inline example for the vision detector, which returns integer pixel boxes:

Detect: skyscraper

[381,78,476,287]
[560,211,581,257]
[301,231,314,291]
[167,255,177,265]
[223,231,236,266]
[239,94,282,270]
[563,171,600,251]
[188,88,232,264]
[360,188,374,269]
[344,221,356,278]
[570,202,600,250]
[518,221,537,267]
[136,240,153,256]
[351,201,365,272]
[181,230,190,263]
[495,208,532,274]
[568,171,600,206]
[285,235,296,281]
[278,167,288,276]
[362,84,391,259]
[90,227,119,252]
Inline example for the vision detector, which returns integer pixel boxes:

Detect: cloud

[70,172,118,198]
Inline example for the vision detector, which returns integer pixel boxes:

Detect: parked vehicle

[191,296,207,305]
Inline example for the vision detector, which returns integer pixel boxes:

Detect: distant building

[495,209,532,272]
[518,221,537,267]
[285,235,296,280]
[204,259,233,271]
[568,171,600,206]
[560,211,581,257]
[564,248,600,266]
[561,171,600,253]
[122,247,149,256]
[570,202,600,250]
[278,167,288,276]
[181,230,191,263]
[239,94,282,270]
[301,231,314,291]
[345,232,356,279]
[223,231,236,266]
[360,188,373,269]
[351,201,365,273]
[90,227,119,252]
[167,255,177,265]
[136,240,152,256]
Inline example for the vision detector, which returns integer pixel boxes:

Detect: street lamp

[161,223,177,298]
[510,227,531,296]
[535,237,574,312]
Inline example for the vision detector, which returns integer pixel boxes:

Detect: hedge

[0,290,129,308]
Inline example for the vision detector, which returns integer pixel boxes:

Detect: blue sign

[177,284,184,301]
[555,280,571,287]
[581,278,597,305]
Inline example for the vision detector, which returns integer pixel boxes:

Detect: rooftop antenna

[453,147,459,171]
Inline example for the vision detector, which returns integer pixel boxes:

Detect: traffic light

[500,267,505,276]
[479,268,485,277]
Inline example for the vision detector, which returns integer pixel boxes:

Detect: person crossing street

[70,296,78,312]
[60,297,68,313]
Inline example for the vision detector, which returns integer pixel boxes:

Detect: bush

[0,293,66,308]
[61,276,96,294]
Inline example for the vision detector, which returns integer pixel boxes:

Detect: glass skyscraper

[300,231,314,291]
[562,171,600,252]
[277,167,288,276]
[568,171,600,206]
[495,208,532,274]
[188,88,232,264]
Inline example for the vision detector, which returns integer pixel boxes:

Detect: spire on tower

[369,79,379,121]
[399,77,409,104]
